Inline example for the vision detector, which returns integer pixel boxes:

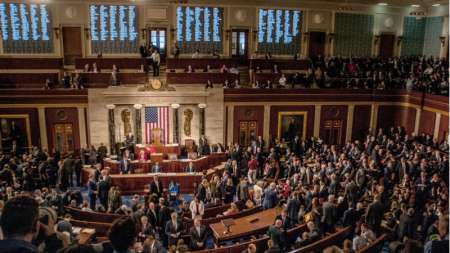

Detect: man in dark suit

[286,191,301,225]
[365,194,384,234]
[263,183,278,210]
[119,156,133,174]
[145,201,159,228]
[143,232,166,253]
[152,162,162,173]
[321,194,338,233]
[62,155,74,187]
[73,156,82,187]
[165,212,183,247]
[150,176,163,198]
[189,217,207,250]
[276,209,292,230]
[97,170,111,209]
[97,143,108,163]
[185,161,196,173]
[398,208,416,241]
[266,219,286,251]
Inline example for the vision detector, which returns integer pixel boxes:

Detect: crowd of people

[247,55,449,96]
[0,124,448,253]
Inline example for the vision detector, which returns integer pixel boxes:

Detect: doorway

[239,121,257,146]
[379,34,395,58]
[54,124,74,154]
[231,29,249,63]
[308,31,326,57]
[322,120,343,145]
[149,28,167,59]
[62,27,82,65]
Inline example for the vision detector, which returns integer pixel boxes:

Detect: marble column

[171,104,180,144]
[133,104,143,144]
[38,107,48,151]
[106,104,116,155]
[198,104,207,136]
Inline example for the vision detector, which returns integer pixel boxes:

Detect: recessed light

[432,3,441,7]
[378,3,388,6]
[411,4,420,7]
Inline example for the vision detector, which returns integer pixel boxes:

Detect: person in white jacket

[189,195,205,219]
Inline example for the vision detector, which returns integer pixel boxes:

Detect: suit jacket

[185,165,196,173]
[286,198,301,223]
[120,159,133,174]
[263,188,278,209]
[152,165,162,173]
[365,200,384,231]
[266,225,285,249]
[276,215,292,229]
[150,180,164,197]
[143,240,166,253]
[321,201,337,225]
[189,225,207,250]
[146,208,159,227]
[165,220,183,245]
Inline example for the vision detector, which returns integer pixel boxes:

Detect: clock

[151,79,162,90]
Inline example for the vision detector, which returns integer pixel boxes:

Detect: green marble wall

[334,13,374,57]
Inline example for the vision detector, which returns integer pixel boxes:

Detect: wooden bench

[69,219,111,237]
[289,226,352,253]
[79,72,147,87]
[166,72,239,84]
[166,58,240,70]
[0,73,59,88]
[356,234,387,253]
[250,59,310,70]
[75,57,146,70]
[0,58,63,69]
[65,206,124,223]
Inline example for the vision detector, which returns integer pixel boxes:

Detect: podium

[150,153,163,163]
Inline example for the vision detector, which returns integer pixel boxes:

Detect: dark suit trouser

[153,62,159,76]
[89,194,96,210]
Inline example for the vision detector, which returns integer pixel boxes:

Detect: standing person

[97,143,108,163]
[97,170,111,209]
[151,50,160,77]
[87,174,97,210]
[189,218,207,251]
[73,156,82,187]
[165,212,183,247]
[63,155,74,187]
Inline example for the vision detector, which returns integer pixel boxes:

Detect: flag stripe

[145,106,169,144]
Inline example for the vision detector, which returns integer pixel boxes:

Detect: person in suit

[276,209,292,230]
[150,176,163,198]
[365,194,384,234]
[189,217,207,250]
[165,212,183,247]
[241,243,257,253]
[97,170,111,209]
[158,198,172,247]
[321,194,337,233]
[185,161,196,173]
[397,208,416,241]
[266,219,286,251]
[152,162,162,173]
[97,143,108,163]
[286,191,301,224]
[119,156,133,174]
[263,182,278,209]
[87,174,97,210]
[145,201,159,228]
[138,215,154,241]
[143,232,166,253]
[62,155,74,187]
[73,156,82,187]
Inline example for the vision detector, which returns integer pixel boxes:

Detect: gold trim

[277,111,307,141]
[0,114,32,149]
[0,104,87,109]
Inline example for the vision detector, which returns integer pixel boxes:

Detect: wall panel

[377,105,416,133]
[45,108,80,153]
[352,105,371,141]
[438,115,448,142]
[320,105,348,144]
[418,110,436,135]
[233,106,264,144]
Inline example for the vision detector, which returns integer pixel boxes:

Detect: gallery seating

[79,72,147,87]
[0,58,63,69]
[0,73,59,88]
[250,59,310,70]
[75,57,146,70]
[166,72,239,84]
[166,58,240,70]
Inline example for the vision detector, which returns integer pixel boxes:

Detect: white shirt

[151,52,160,64]
[189,200,205,219]
[253,184,263,205]
[279,76,287,86]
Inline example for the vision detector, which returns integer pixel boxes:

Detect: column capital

[133,104,143,110]
[106,104,116,110]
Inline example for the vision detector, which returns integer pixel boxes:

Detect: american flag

[145,106,169,144]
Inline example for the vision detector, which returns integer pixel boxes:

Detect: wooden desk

[75,57,146,70]
[166,72,239,84]
[78,228,95,245]
[103,153,226,174]
[79,72,147,87]
[0,58,63,69]
[250,59,310,70]
[108,164,224,194]
[134,144,181,156]
[166,58,240,70]
[0,73,59,88]
[209,207,281,244]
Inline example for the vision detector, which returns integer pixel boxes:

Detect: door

[149,28,167,59]
[308,32,326,57]
[239,121,257,146]
[231,29,249,62]
[379,34,395,59]
[62,27,82,66]
[322,120,343,145]
[54,124,74,154]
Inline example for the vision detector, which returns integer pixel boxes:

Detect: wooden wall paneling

[352,105,371,141]
[233,106,264,145]
[438,115,449,142]
[269,106,315,142]
[0,108,40,148]
[418,110,436,135]
[45,108,80,154]
[62,27,83,65]
[377,105,416,134]
[320,105,348,145]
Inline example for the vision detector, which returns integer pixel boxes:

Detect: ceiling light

[432,3,441,7]
[411,4,420,7]
[378,3,388,6]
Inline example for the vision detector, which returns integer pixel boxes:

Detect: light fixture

[432,3,441,7]
[411,4,420,8]
[377,3,388,6]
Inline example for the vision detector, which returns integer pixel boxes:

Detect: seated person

[278,74,287,88]
[192,49,200,58]
[112,64,119,72]
[295,221,320,247]
[219,202,240,217]
[137,149,147,161]
[92,62,100,73]
[119,155,133,174]
[83,63,90,72]
[220,64,229,73]
[265,52,272,60]
[233,79,241,88]
[229,65,239,75]
[110,70,119,86]
[212,49,220,59]
[168,180,180,202]
[62,72,72,88]
[223,80,231,88]
[189,217,208,250]
[185,161,196,173]
[185,65,194,73]
[203,64,212,73]
[266,80,273,89]
[205,80,213,89]
[152,162,162,173]
[273,64,280,74]
[44,78,53,90]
